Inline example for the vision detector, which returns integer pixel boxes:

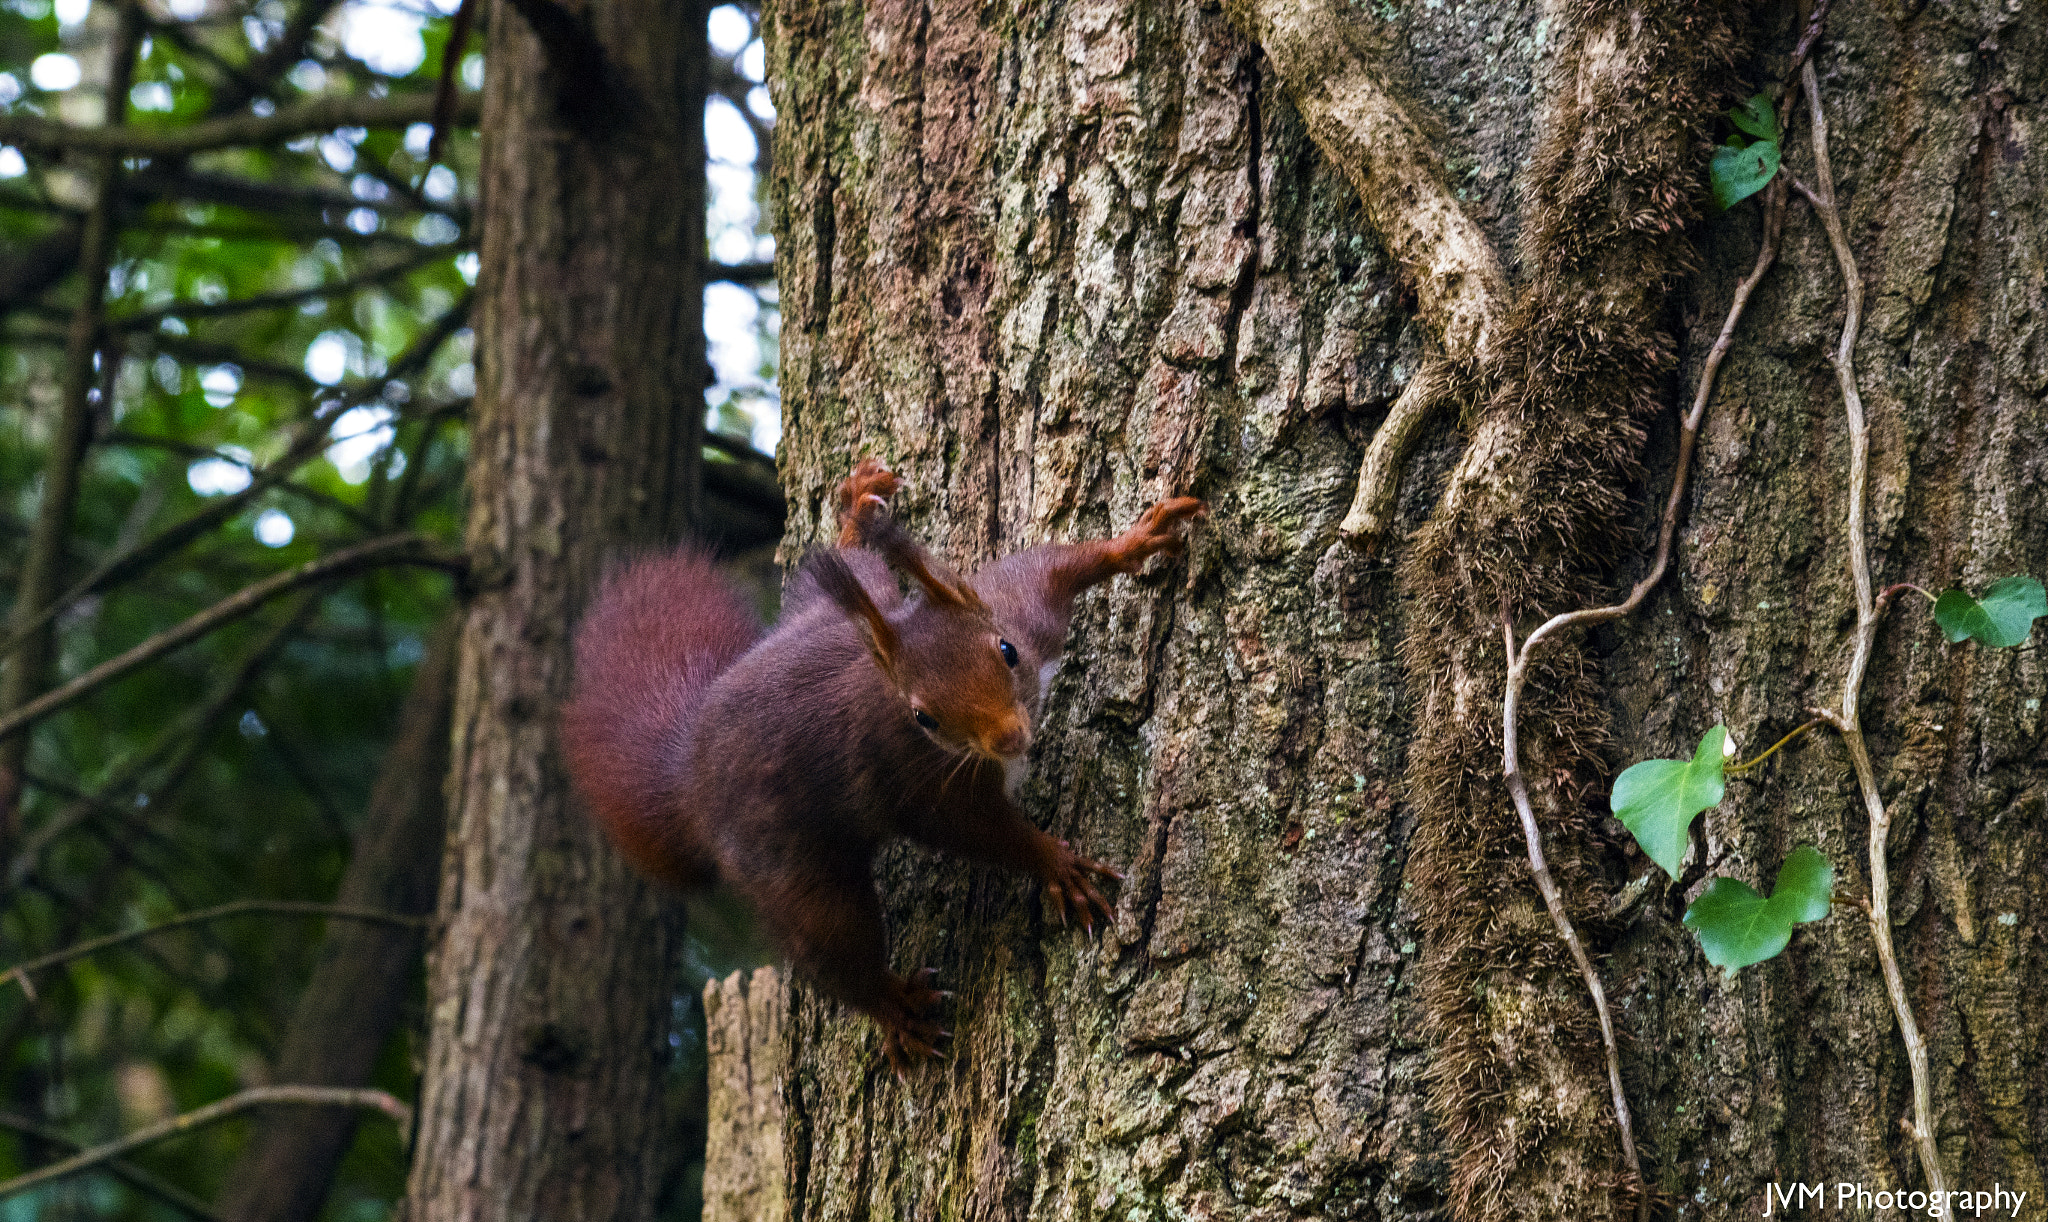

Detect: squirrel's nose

[988,717,1031,759]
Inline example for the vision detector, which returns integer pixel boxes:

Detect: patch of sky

[254,508,296,547]
[423,164,457,202]
[706,96,757,165]
[305,332,356,386]
[200,364,241,407]
[187,446,254,496]
[341,0,426,76]
[329,405,395,483]
[31,54,81,91]
[708,5,750,55]
[415,214,459,245]
[130,81,174,111]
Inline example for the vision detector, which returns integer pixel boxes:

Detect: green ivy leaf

[1931,575,2047,648]
[1683,846,1834,975]
[1611,725,1727,880]
[1727,92,1779,142]
[1711,140,1781,210]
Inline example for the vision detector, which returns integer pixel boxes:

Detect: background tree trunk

[221,617,457,1222]
[750,1,2046,1219]
[402,0,710,1217]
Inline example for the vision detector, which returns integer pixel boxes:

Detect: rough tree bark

[401,0,710,1217]
[732,0,2047,1219]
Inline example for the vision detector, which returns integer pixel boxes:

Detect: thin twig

[0,1111,222,1222]
[0,93,480,159]
[0,534,451,745]
[0,5,145,845]
[1500,611,1647,1222]
[112,247,449,329]
[1797,58,1948,1203]
[1777,0,1836,130]
[0,297,472,667]
[4,594,319,892]
[0,1086,411,1202]
[1724,717,1824,776]
[1,900,422,995]
[1491,139,1791,1222]
[1512,187,1784,664]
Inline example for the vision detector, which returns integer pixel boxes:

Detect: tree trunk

[746,1,2048,1219]
[220,617,456,1222]
[402,0,709,1217]
[703,967,788,1222]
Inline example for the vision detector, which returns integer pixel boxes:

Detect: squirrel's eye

[913,709,940,732]
[999,639,1018,668]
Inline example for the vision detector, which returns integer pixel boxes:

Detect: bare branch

[0,1087,411,1203]
[0,93,480,159]
[1796,58,1947,1204]
[429,0,480,163]
[5,596,318,892]
[0,297,472,665]
[708,260,776,285]
[0,534,456,745]
[0,1111,222,1222]
[1221,0,1507,550]
[2,900,421,996]
[113,247,451,329]
[1338,356,1449,547]
[1,4,145,845]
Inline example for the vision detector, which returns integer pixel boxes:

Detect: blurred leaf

[1711,139,1779,210]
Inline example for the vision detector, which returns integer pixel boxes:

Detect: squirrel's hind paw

[879,967,951,1075]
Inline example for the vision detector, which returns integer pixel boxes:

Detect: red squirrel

[561,460,1204,1069]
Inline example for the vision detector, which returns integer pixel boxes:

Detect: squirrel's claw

[1043,840,1122,938]
[834,460,905,549]
[1109,496,1208,574]
[878,966,950,1076]
[837,459,902,516]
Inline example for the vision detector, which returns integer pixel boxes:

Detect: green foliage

[1611,725,1726,880]
[1710,93,1780,210]
[1618,575,2044,976]
[1682,846,1833,975]
[1726,92,1778,142]
[1932,575,2046,648]
[0,5,480,1216]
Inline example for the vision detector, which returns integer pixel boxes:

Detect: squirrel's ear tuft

[806,550,901,676]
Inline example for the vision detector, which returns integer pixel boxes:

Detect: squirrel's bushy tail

[562,547,761,886]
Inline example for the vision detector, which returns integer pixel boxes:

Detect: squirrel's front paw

[877,967,950,1076]
[1113,497,1207,573]
[1041,840,1123,935]
[835,459,903,548]
[837,459,902,517]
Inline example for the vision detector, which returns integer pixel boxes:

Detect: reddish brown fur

[562,460,1203,1069]
[560,549,762,886]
